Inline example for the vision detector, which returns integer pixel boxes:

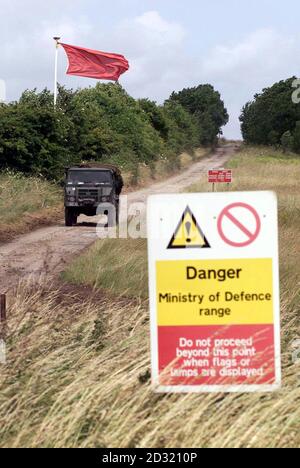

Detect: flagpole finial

[53,37,61,47]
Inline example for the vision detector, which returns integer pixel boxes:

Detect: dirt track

[0,145,236,292]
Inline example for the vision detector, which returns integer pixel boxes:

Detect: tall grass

[0,171,61,223]
[0,279,298,448]
[62,238,148,298]
[0,145,299,447]
[0,171,62,241]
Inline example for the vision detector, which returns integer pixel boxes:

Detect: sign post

[147,191,281,393]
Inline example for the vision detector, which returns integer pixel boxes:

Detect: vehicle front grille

[78,189,99,201]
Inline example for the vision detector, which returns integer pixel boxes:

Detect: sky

[0,0,300,138]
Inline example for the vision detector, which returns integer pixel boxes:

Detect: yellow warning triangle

[168,206,210,249]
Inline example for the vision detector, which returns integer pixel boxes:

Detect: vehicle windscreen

[67,170,112,184]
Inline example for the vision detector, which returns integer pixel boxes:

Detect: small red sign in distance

[208,169,232,183]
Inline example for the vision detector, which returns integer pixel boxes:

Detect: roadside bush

[0,82,228,180]
[0,98,76,180]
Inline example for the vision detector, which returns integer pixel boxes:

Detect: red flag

[60,43,129,81]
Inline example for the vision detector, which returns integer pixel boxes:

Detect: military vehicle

[64,164,123,227]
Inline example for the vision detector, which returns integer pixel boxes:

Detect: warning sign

[147,191,281,393]
[208,169,232,183]
[168,206,210,249]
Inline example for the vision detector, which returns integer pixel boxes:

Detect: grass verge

[0,171,62,242]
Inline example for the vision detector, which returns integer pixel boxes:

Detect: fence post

[0,294,6,364]
[0,294,7,337]
[0,294,6,323]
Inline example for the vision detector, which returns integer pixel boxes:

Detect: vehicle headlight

[102,187,112,196]
[66,187,76,195]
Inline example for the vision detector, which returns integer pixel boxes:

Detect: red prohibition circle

[217,202,261,247]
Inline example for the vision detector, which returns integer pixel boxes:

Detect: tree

[138,99,169,140]
[240,77,300,150]
[169,84,229,145]
[0,90,76,179]
[163,100,199,154]
[70,83,163,163]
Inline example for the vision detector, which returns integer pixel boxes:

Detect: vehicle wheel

[65,208,77,227]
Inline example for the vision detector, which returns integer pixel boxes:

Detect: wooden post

[0,294,6,365]
[0,294,6,323]
[0,294,6,344]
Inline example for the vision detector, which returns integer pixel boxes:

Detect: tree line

[1,74,300,182]
[0,83,228,180]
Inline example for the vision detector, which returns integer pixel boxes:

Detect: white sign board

[147,191,281,393]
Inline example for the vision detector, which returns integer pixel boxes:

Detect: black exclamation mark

[185,221,192,243]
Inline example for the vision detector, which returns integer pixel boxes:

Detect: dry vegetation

[123,147,208,189]
[0,145,299,448]
[0,171,62,242]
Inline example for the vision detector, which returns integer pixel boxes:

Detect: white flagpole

[53,37,61,108]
